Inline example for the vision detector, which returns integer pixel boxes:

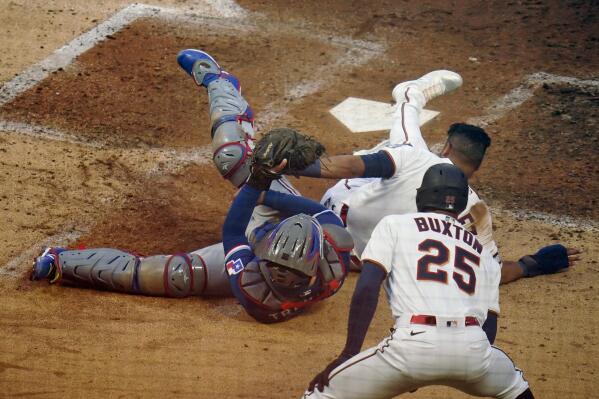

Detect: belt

[410,315,480,327]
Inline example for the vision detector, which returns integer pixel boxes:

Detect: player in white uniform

[302,163,533,399]
[298,70,579,288]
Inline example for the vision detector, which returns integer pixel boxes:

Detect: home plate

[330,97,440,133]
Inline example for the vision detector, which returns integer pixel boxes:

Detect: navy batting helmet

[416,163,469,215]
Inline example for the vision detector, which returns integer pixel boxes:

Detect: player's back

[370,212,500,323]
[346,145,451,256]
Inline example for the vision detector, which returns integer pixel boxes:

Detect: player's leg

[451,340,531,399]
[301,330,420,399]
[189,243,232,296]
[389,70,462,150]
[31,246,233,297]
[177,49,255,187]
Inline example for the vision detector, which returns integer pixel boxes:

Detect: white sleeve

[381,144,416,178]
[360,216,396,273]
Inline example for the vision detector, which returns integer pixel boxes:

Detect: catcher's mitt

[251,127,326,179]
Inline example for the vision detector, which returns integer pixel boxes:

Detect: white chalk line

[0,119,212,173]
[464,71,599,231]
[0,4,152,108]
[0,1,248,280]
[0,2,249,107]
[258,46,383,128]
[379,71,599,232]
[0,2,382,109]
[468,72,599,127]
[0,0,384,174]
[0,119,105,148]
[493,208,598,232]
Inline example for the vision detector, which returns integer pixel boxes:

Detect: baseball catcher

[31,162,352,322]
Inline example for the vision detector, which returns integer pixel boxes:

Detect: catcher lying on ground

[31,156,352,323]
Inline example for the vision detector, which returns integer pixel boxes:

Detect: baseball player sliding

[174,48,578,293]
[177,50,579,292]
[303,163,533,399]
[293,68,580,282]
[30,50,579,328]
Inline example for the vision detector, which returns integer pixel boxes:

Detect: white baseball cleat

[392,70,463,105]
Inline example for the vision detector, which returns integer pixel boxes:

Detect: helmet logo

[445,195,456,209]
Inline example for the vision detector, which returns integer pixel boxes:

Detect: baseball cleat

[31,247,65,283]
[177,49,240,90]
[392,70,463,104]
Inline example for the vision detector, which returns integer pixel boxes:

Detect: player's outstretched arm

[297,151,395,180]
[500,245,581,285]
[308,262,386,393]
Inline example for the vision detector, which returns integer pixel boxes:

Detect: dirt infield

[0,1,598,398]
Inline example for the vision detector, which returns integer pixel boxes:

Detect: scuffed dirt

[0,1,597,398]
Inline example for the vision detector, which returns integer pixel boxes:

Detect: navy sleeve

[222,185,262,255]
[359,151,395,178]
[482,311,498,344]
[342,261,386,356]
[263,190,327,216]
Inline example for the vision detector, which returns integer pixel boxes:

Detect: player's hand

[519,244,582,277]
[308,352,352,393]
[566,247,582,266]
[271,159,288,174]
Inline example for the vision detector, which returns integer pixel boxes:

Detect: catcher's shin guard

[209,78,256,187]
[207,77,254,132]
[57,249,210,297]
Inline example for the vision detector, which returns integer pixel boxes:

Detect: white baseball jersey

[302,212,528,399]
[333,144,498,258]
[361,212,501,320]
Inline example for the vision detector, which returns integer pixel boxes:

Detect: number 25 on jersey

[417,239,480,295]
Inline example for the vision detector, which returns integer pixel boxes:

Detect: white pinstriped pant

[319,84,429,214]
[302,318,529,399]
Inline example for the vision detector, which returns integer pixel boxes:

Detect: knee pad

[212,122,252,187]
[137,254,207,297]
